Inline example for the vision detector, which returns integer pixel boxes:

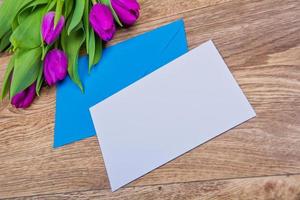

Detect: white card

[90,40,256,191]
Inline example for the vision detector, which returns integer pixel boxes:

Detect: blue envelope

[54,19,188,148]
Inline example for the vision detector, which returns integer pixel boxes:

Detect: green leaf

[54,0,64,27]
[47,0,57,12]
[10,7,45,49]
[23,0,49,11]
[10,48,42,98]
[93,35,103,66]
[1,56,15,100]
[0,0,34,38]
[64,0,74,18]
[67,0,85,35]
[101,0,123,27]
[62,22,85,91]
[83,0,90,54]
[36,64,44,96]
[18,0,49,24]
[88,29,95,71]
[0,30,11,52]
[12,16,20,32]
[17,8,31,25]
[30,0,49,11]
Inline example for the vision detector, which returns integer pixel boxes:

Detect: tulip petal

[11,83,36,108]
[21,83,36,108]
[89,4,116,41]
[43,49,68,86]
[41,12,65,44]
[111,0,140,26]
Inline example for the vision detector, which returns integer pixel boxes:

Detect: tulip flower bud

[43,49,68,86]
[111,0,140,26]
[89,3,116,41]
[11,83,36,108]
[41,12,65,45]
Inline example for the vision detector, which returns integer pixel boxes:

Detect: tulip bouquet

[0,0,140,108]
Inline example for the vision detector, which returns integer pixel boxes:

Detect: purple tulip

[11,83,36,108]
[41,12,65,45]
[89,3,116,41]
[43,49,68,86]
[111,0,140,26]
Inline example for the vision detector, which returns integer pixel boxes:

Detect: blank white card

[90,40,256,191]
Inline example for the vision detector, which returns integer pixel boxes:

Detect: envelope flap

[140,20,188,75]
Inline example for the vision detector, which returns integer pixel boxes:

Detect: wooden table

[1,0,300,199]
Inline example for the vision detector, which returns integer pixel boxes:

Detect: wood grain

[137,0,232,26]
[0,0,300,199]
[12,175,300,200]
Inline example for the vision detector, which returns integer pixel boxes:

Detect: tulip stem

[41,45,51,60]
[42,46,46,60]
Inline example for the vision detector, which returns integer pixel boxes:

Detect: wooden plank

[0,0,231,29]
[13,174,300,200]
[0,0,300,198]
[138,0,232,25]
